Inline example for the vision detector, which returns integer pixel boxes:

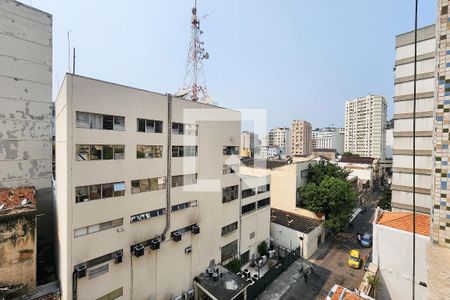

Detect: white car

[326,284,339,300]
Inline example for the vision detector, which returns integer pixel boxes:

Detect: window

[240,251,250,266]
[222,185,239,203]
[223,164,239,174]
[250,232,255,239]
[172,122,198,135]
[221,221,238,236]
[223,146,239,155]
[241,202,256,215]
[172,146,198,157]
[170,223,197,238]
[76,111,125,131]
[171,200,197,212]
[75,182,125,203]
[137,145,163,158]
[221,240,238,263]
[130,208,166,223]
[76,145,125,161]
[241,188,256,199]
[257,197,270,209]
[257,184,270,194]
[130,176,166,194]
[172,173,197,187]
[74,218,123,238]
[137,118,163,133]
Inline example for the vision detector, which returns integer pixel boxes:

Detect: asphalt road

[279,193,380,300]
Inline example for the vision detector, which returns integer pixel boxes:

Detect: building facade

[313,127,344,154]
[240,131,255,158]
[291,120,312,156]
[344,95,387,159]
[0,0,53,256]
[55,74,241,300]
[391,25,435,214]
[268,127,290,155]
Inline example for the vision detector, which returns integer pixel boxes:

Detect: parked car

[360,232,372,247]
[326,284,339,300]
[348,249,361,269]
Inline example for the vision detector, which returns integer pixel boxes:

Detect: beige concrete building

[55,74,242,300]
[240,131,255,158]
[268,127,290,155]
[291,120,312,156]
[391,25,435,214]
[344,95,387,159]
[239,174,270,266]
[0,0,53,254]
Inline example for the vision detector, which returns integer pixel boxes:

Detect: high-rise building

[344,95,387,159]
[291,120,312,156]
[0,0,53,280]
[313,127,345,154]
[268,127,291,155]
[55,74,243,299]
[240,131,255,157]
[391,25,435,214]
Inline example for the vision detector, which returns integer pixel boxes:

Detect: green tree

[307,160,350,185]
[378,187,392,210]
[342,151,359,157]
[301,176,355,233]
[257,241,268,257]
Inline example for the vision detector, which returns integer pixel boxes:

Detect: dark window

[240,251,250,266]
[221,240,238,263]
[222,185,239,203]
[172,174,197,188]
[257,197,270,209]
[241,202,256,215]
[137,118,163,133]
[103,115,114,130]
[242,188,256,199]
[221,221,238,236]
[172,146,198,157]
[257,184,270,194]
[76,145,125,161]
[75,182,125,203]
[223,146,239,155]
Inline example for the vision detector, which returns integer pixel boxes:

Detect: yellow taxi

[348,249,361,269]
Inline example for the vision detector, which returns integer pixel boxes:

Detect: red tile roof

[0,187,36,210]
[377,211,430,236]
[331,286,371,300]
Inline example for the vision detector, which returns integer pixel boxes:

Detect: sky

[29,0,435,131]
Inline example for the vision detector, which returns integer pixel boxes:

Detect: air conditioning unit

[114,252,123,264]
[192,224,200,235]
[134,244,144,257]
[173,232,182,242]
[150,239,160,250]
[172,295,183,300]
[185,246,192,254]
[185,289,194,299]
[75,264,86,278]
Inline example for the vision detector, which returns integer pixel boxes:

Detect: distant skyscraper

[344,95,387,159]
[268,127,291,155]
[291,120,312,156]
[240,131,255,157]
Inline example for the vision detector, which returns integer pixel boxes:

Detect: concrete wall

[0,211,36,292]
[0,0,53,250]
[372,223,428,300]
[56,74,241,300]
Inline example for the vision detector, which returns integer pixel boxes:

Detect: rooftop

[376,211,430,236]
[339,156,375,164]
[195,265,247,300]
[271,208,323,234]
[313,148,337,153]
[0,186,36,212]
[241,158,292,170]
[331,285,374,300]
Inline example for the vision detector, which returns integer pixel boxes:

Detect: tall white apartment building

[240,131,255,157]
[0,0,53,255]
[291,120,312,156]
[55,74,242,299]
[313,128,344,154]
[391,25,435,214]
[344,95,387,159]
[268,127,291,155]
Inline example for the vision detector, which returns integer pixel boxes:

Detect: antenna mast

[180,0,210,102]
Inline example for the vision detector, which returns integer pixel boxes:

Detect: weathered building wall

[0,212,37,293]
[0,0,53,250]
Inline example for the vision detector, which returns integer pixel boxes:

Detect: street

[261,192,380,300]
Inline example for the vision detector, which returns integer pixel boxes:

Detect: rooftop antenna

[67,30,72,73]
[178,0,211,103]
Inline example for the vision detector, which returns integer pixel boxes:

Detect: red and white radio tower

[178,0,211,103]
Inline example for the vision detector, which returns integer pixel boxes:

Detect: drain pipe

[161,94,173,239]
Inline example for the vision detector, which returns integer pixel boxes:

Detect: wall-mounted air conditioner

[114,252,123,264]
[75,264,86,278]
[185,246,192,254]
[150,239,160,250]
[192,224,200,235]
[173,232,182,242]
[134,244,144,257]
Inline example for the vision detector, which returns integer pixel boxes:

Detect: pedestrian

[303,272,308,283]
[357,233,361,243]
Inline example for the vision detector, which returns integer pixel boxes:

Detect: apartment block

[391,25,435,214]
[291,120,312,156]
[240,131,255,158]
[268,127,290,155]
[55,74,241,299]
[0,0,53,254]
[313,127,344,154]
[239,174,270,266]
[344,95,387,159]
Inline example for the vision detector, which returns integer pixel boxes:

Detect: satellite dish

[174,89,190,98]
[21,198,29,206]
[203,52,210,59]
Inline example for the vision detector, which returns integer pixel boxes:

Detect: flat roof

[271,208,323,234]
[377,211,430,236]
[339,157,375,164]
[195,265,247,300]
